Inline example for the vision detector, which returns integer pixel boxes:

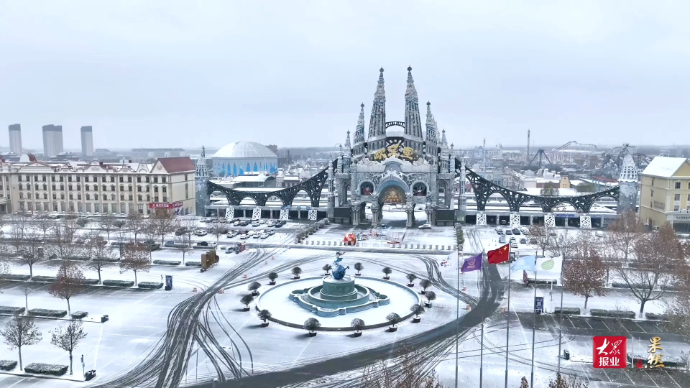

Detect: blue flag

[511,255,536,272]
[461,253,482,273]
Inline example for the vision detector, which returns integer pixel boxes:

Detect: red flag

[488,244,510,264]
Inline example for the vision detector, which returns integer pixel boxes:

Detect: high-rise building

[8,124,22,154]
[81,126,94,157]
[42,124,64,157]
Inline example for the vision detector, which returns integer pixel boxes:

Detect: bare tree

[49,262,85,316]
[34,214,54,239]
[360,347,444,388]
[0,315,42,371]
[665,261,690,336]
[126,212,145,243]
[120,243,151,286]
[16,227,46,278]
[99,213,117,240]
[51,221,77,260]
[178,217,198,247]
[207,224,226,244]
[149,210,177,245]
[617,224,681,316]
[50,320,87,375]
[563,234,608,310]
[547,231,577,261]
[173,235,192,265]
[9,221,28,254]
[607,209,644,263]
[529,223,549,257]
[548,373,588,388]
[85,233,115,284]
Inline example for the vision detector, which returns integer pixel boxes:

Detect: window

[77,185,81,191]
[145,186,149,192]
[18,184,22,190]
[59,176,63,182]
[51,176,56,182]
[146,195,150,202]
[69,194,73,200]
[76,176,81,182]
[120,185,124,191]
[138,195,142,201]
[43,184,47,190]
[94,203,100,213]
[137,177,141,183]
[162,177,167,183]
[120,204,126,213]
[78,202,83,212]
[674,205,680,211]
[119,177,124,182]
[60,194,64,200]
[43,193,48,199]
[162,196,167,202]
[86,194,90,200]
[68,176,72,182]
[127,177,132,183]
[102,185,106,191]
[145,177,150,183]
[52,185,56,190]
[110,177,115,182]
[60,185,64,190]
[69,185,73,191]
[154,196,159,202]
[94,194,99,201]
[86,203,91,212]
[185,183,189,199]
[185,174,188,181]
[154,187,158,193]
[687,194,690,202]
[675,182,681,189]
[154,177,159,183]
[52,194,57,200]
[103,204,109,213]
[137,186,141,192]
[651,189,654,198]
[675,194,681,201]
[78,194,82,200]
[19,192,23,199]
[128,185,132,192]
[85,185,90,191]
[34,184,39,190]
[27,193,31,199]
[110,185,115,191]
[652,178,655,186]
[688,182,690,190]
[128,195,133,201]
[162,187,167,193]
[120,194,125,201]
[138,204,144,214]
[111,194,115,201]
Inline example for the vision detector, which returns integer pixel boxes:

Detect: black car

[175,227,188,236]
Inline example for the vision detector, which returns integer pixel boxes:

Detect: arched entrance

[371,182,414,227]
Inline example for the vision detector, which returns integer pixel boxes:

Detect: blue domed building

[213,141,278,177]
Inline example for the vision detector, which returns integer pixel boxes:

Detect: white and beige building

[0,157,197,216]
[639,156,690,232]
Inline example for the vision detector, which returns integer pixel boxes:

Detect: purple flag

[461,253,483,273]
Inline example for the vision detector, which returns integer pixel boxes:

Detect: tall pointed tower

[425,101,438,162]
[195,146,210,216]
[404,67,423,150]
[617,148,639,214]
[353,103,365,155]
[367,68,387,152]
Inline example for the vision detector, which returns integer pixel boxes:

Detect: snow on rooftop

[641,156,689,178]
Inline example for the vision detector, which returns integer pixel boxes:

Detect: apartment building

[639,156,690,232]
[0,157,197,216]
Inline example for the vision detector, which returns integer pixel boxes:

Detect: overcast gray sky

[1,1,688,151]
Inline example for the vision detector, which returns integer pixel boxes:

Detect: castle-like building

[331,67,457,226]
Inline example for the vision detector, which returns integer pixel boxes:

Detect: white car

[418,223,432,229]
[239,234,250,240]
[194,229,207,236]
[259,233,270,239]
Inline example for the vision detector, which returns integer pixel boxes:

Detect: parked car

[505,230,513,235]
[194,229,207,236]
[252,233,261,239]
[595,231,604,237]
[549,231,557,236]
[143,240,160,251]
[259,219,266,225]
[521,227,530,235]
[194,241,217,249]
[519,238,527,244]
[239,234,250,240]
[512,228,521,235]
[499,236,506,244]
[259,233,270,239]
[418,223,432,229]
[267,230,275,236]
[251,221,260,227]
[510,242,518,249]
[239,220,250,226]
[529,238,538,244]
[175,227,188,236]
[495,228,503,235]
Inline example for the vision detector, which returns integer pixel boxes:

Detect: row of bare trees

[529,210,690,318]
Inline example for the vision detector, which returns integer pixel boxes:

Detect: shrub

[0,274,31,281]
[76,218,89,227]
[31,276,57,283]
[0,360,17,371]
[0,306,25,315]
[258,309,272,323]
[185,261,202,267]
[24,363,68,376]
[425,291,437,304]
[386,313,402,328]
[419,279,432,293]
[240,294,254,308]
[590,309,635,319]
[354,262,364,275]
[248,281,261,294]
[268,272,278,283]
[554,307,581,315]
[71,311,88,319]
[645,313,668,321]
[153,260,181,266]
[304,317,321,333]
[138,282,163,289]
[102,280,134,287]
[28,308,67,318]
[406,274,417,285]
[351,318,365,333]
[411,303,425,318]
[292,267,302,278]
[382,267,392,278]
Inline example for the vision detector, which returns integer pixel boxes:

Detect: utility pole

[455,231,461,388]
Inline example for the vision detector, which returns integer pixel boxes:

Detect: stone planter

[261,322,269,327]
[420,290,426,294]
[308,332,317,337]
[353,332,362,337]
[425,302,433,308]
[407,284,414,287]
[383,277,390,280]
[252,291,259,296]
[269,281,276,285]
[294,276,301,279]
[243,307,250,312]
[412,317,421,323]
[388,327,398,332]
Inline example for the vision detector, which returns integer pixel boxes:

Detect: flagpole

[455,236,460,388]
[530,256,537,388]
[479,252,485,388]
[504,247,511,388]
[557,255,565,374]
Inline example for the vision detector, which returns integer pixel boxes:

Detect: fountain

[289,253,390,317]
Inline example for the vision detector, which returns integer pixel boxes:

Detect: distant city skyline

[1,2,689,149]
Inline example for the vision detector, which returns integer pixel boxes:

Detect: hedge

[645,313,668,321]
[0,274,30,281]
[185,261,202,267]
[82,279,100,285]
[102,258,121,262]
[64,256,90,261]
[138,282,163,289]
[153,260,181,266]
[102,280,134,287]
[554,307,580,315]
[590,309,636,319]
[24,363,68,376]
[0,360,17,371]
[0,306,25,315]
[71,311,88,319]
[31,276,57,283]
[28,309,67,318]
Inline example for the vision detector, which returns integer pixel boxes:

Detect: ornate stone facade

[332,68,455,227]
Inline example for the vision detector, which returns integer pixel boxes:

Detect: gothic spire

[354,103,365,145]
[196,145,209,178]
[441,129,448,148]
[345,130,351,150]
[404,66,423,139]
[425,101,437,143]
[619,154,638,182]
[368,68,386,139]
